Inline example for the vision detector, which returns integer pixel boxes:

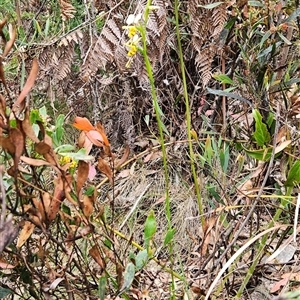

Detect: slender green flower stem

[139,2,176,297]
[140,1,171,228]
[174,0,204,226]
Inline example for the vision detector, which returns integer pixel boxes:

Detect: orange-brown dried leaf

[17,221,35,248]
[115,145,130,168]
[0,94,6,118]
[76,160,89,196]
[47,174,65,222]
[35,141,51,155]
[0,58,9,97]
[200,216,217,256]
[80,194,94,218]
[3,24,16,57]
[12,58,39,115]
[22,107,40,143]
[116,262,123,288]
[97,158,113,183]
[9,128,24,171]
[0,117,6,133]
[89,245,106,269]
[20,156,51,167]
[78,131,92,153]
[73,116,94,131]
[36,120,46,140]
[0,136,15,155]
[32,197,46,224]
[42,193,52,223]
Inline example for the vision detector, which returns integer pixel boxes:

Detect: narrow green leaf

[277,32,292,45]
[198,2,224,9]
[260,31,271,48]
[212,74,234,85]
[242,146,273,161]
[257,42,282,60]
[252,109,271,146]
[120,262,135,292]
[144,210,157,248]
[98,276,107,300]
[135,249,148,270]
[60,152,94,161]
[280,8,300,24]
[220,143,230,173]
[207,88,253,106]
[55,144,75,153]
[56,114,65,128]
[285,160,300,187]
[44,17,50,37]
[164,228,176,246]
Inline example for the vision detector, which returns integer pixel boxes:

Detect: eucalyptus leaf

[135,249,148,270]
[120,263,135,292]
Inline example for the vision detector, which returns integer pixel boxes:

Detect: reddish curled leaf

[76,160,89,196]
[95,123,110,146]
[73,117,111,149]
[73,117,94,131]
[97,158,113,183]
[86,130,104,147]
[3,24,16,57]
[12,58,39,115]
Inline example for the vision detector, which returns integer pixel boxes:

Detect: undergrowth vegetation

[1,0,300,299]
